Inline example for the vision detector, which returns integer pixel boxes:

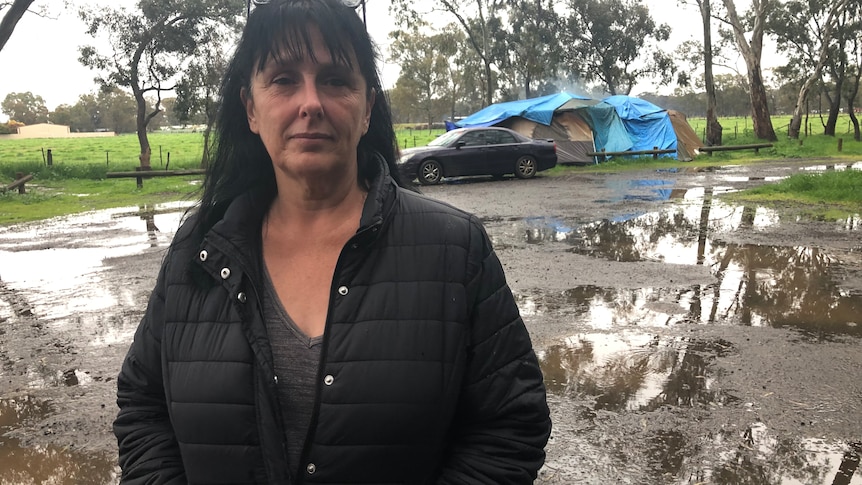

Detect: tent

[603,95,704,161]
[454,92,704,164]
[453,92,632,164]
[667,110,704,161]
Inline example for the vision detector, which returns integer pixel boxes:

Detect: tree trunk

[748,66,777,141]
[484,60,493,106]
[701,0,722,146]
[849,107,860,142]
[824,77,844,136]
[0,0,35,53]
[789,77,818,139]
[134,90,152,170]
[848,69,861,141]
[721,0,777,141]
[201,125,212,169]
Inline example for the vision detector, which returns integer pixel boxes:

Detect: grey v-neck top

[261,265,323,478]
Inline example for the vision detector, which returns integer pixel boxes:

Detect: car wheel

[515,155,537,179]
[419,159,443,185]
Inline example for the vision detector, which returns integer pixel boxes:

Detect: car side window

[487,131,516,145]
[459,132,486,146]
[496,131,517,145]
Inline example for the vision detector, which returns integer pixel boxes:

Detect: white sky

[0,0,771,121]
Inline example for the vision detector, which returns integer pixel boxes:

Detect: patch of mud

[1,163,860,484]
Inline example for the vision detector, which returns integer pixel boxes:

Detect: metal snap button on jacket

[198,250,208,262]
[337,286,348,296]
[324,375,334,386]
[306,463,316,475]
[220,268,231,279]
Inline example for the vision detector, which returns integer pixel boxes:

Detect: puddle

[538,333,736,411]
[538,332,862,484]
[0,202,190,338]
[800,162,862,173]
[686,425,862,485]
[517,189,862,338]
[0,397,118,484]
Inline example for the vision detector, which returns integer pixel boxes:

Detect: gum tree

[718,0,777,141]
[561,0,675,96]
[78,0,243,169]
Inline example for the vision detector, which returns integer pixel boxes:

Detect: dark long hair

[194,0,404,236]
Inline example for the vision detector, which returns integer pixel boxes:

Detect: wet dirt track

[1,160,861,484]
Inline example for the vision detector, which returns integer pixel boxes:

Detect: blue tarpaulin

[603,95,678,157]
[453,92,634,162]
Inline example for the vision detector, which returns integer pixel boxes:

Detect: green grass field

[1,120,859,225]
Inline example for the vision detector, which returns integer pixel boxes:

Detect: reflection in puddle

[519,189,862,338]
[0,397,118,484]
[538,333,735,411]
[538,332,862,484]
[0,202,190,328]
[697,424,862,485]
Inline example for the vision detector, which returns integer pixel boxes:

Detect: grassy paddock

[1,122,859,225]
[0,133,207,180]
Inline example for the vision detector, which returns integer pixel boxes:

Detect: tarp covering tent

[453,92,632,164]
[454,92,703,163]
[603,95,678,159]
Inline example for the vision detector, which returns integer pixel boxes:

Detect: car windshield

[428,130,465,147]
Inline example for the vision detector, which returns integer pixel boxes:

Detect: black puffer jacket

[114,163,552,484]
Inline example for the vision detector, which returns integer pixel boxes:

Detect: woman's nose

[299,82,324,119]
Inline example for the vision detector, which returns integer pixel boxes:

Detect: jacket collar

[208,152,397,260]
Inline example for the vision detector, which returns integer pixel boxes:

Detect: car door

[445,130,488,176]
[485,130,520,174]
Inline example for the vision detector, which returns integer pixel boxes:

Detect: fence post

[652,147,659,159]
[46,149,53,166]
[15,172,25,194]
[838,138,844,152]
[135,167,143,189]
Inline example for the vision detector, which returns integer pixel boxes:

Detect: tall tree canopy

[389,25,457,126]
[78,0,243,169]
[769,0,852,139]
[391,0,508,106]
[1,90,47,124]
[500,0,562,99]
[561,0,674,96]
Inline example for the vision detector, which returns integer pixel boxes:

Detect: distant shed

[17,123,71,138]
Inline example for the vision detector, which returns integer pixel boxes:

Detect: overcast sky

[0,0,768,121]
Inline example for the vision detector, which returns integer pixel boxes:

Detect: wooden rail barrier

[586,147,677,161]
[106,168,206,188]
[698,143,773,156]
[2,173,34,194]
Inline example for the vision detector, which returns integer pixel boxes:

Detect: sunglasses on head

[247,0,364,15]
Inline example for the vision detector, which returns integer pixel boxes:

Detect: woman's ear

[241,87,259,134]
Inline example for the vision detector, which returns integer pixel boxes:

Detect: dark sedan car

[397,127,557,185]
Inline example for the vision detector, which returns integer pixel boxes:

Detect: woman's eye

[325,77,349,87]
[272,76,296,85]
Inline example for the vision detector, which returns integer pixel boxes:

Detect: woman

[113,0,551,483]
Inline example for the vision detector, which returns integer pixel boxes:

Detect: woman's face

[243,26,374,186]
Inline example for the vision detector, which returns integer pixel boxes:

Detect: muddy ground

[0,159,860,484]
